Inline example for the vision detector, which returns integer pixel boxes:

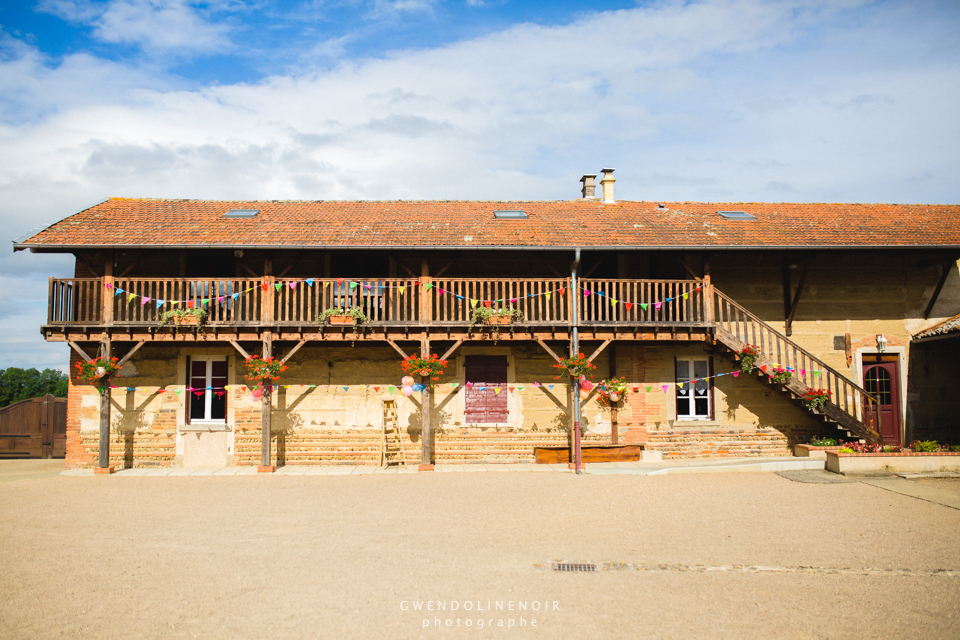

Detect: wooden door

[464,356,508,423]
[863,357,900,445]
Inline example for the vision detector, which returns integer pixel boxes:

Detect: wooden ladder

[380,400,407,466]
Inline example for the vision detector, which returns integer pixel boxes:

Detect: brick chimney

[580,174,597,199]
[600,168,615,203]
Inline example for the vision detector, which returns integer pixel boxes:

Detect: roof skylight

[223,209,260,218]
[494,210,528,219]
[717,211,757,221]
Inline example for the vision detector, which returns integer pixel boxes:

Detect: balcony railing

[46,276,711,328]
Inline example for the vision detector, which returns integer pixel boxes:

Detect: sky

[0,0,959,371]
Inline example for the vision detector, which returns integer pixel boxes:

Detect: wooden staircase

[709,288,881,443]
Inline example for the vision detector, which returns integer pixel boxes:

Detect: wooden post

[261,275,275,325]
[702,253,714,326]
[420,256,432,325]
[96,336,113,474]
[420,374,433,470]
[259,336,275,473]
[609,344,618,445]
[102,258,114,327]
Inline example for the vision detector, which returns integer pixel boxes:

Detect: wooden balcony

[43,276,711,342]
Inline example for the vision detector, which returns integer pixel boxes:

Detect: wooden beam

[115,341,145,368]
[277,252,305,278]
[68,341,93,363]
[587,339,613,363]
[227,339,251,360]
[386,339,410,359]
[238,261,258,278]
[924,261,953,319]
[676,257,700,280]
[280,339,307,364]
[784,262,809,336]
[439,340,463,362]
[390,254,418,278]
[117,259,141,278]
[536,339,563,363]
[74,253,99,277]
[584,260,603,278]
[433,257,456,278]
[541,259,563,279]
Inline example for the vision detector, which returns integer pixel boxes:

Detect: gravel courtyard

[1,461,958,639]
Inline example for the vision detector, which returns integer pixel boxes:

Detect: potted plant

[75,356,120,383]
[317,306,368,326]
[801,388,832,411]
[401,353,449,381]
[243,355,288,390]
[597,376,629,407]
[158,307,207,332]
[553,353,597,380]
[770,366,792,385]
[738,344,760,373]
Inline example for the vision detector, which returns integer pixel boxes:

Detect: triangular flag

[306,278,314,286]
[733,371,740,377]
[364,284,372,291]
[174,390,181,397]
[156,300,165,308]
[398,285,405,294]
[289,282,297,289]
[625,302,633,311]
[187,300,195,309]
[682,293,689,300]
[424,283,433,291]
[465,382,472,387]
[337,278,344,284]
[533,381,541,387]
[517,385,524,390]
[640,303,648,311]
[508,387,514,393]
[114,288,122,297]
[232,293,239,300]
[509,298,517,303]
[373,386,381,392]
[494,387,501,394]
[662,384,669,394]
[343,386,349,391]
[469,299,478,307]
[761,365,767,373]
[193,391,203,397]
[261,283,269,292]
[645,386,652,393]
[800,369,806,376]
[157,389,166,394]
[105,282,113,289]
[349,282,357,290]
[654,302,662,311]
[548,384,554,390]
[275,283,282,291]
[128,293,136,302]
[610,298,617,306]
[584,290,591,296]
[438,289,445,297]
[484,301,492,308]
[388,385,396,393]
[324,282,330,289]
[217,296,224,303]
[141,297,150,306]
[558,287,566,296]
[545,292,552,301]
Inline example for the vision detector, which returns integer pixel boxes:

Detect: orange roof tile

[14,198,960,250]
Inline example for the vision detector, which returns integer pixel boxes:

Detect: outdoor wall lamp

[876,334,887,352]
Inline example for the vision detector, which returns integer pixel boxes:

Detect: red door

[862,358,900,445]
[464,356,508,423]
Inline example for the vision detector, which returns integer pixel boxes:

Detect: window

[188,357,228,423]
[676,357,711,420]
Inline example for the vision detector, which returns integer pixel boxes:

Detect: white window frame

[676,357,711,420]
[188,356,228,424]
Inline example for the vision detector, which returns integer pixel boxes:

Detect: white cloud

[37,0,233,54]
[2,0,959,367]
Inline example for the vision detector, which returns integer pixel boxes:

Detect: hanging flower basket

[770,366,792,385]
[401,353,448,381]
[244,356,288,387]
[739,344,760,373]
[553,353,596,380]
[801,388,832,411]
[75,356,120,383]
[597,376,629,407]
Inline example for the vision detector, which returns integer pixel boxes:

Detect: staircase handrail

[712,287,881,439]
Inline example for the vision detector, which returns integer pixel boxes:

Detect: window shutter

[708,356,715,421]
[185,355,191,424]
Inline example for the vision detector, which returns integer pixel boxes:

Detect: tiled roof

[14,198,960,250]
[913,313,960,340]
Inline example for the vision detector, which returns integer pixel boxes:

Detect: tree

[0,368,69,408]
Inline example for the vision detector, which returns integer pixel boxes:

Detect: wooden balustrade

[711,289,880,436]
[578,279,706,325]
[48,278,101,324]
[110,278,264,325]
[275,278,422,325]
[430,278,570,325]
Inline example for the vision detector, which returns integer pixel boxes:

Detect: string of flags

[103,278,706,313]
[106,364,821,396]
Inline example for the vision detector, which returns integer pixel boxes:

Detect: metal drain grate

[552,562,597,572]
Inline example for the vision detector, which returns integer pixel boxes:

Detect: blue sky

[1,0,959,371]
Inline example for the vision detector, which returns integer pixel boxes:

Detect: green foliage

[0,368,68,408]
[837,447,855,453]
[808,436,840,447]
[910,440,940,452]
[316,307,368,324]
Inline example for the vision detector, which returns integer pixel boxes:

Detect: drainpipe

[571,248,582,475]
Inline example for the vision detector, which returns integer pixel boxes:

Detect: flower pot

[608,391,622,402]
[95,366,107,378]
[329,315,356,325]
[175,314,199,326]
[485,316,512,325]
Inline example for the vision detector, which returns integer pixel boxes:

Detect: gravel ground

[1,461,958,639]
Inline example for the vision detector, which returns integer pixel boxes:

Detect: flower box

[793,444,843,460]
[825,451,960,475]
[328,315,356,326]
[175,314,199,326]
[485,316,512,325]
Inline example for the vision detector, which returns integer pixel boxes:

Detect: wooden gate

[0,394,67,458]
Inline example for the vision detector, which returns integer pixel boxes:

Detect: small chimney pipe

[600,168,615,203]
[580,174,597,199]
